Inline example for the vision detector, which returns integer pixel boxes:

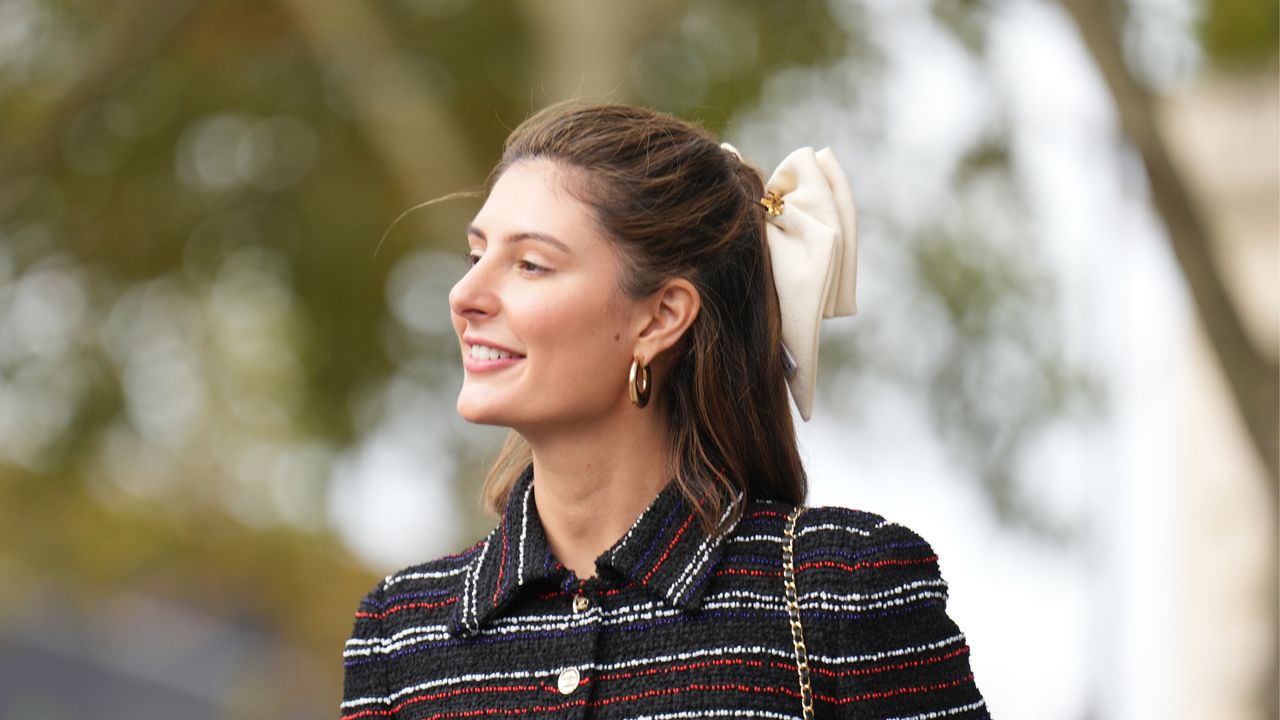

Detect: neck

[522,403,672,580]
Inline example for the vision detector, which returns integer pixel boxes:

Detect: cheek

[524,298,591,351]
[522,289,629,375]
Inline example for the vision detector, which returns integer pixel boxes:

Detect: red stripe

[492,521,508,607]
[595,657,775,683]
[589,646,971,684]
[713,556,938,580]
[535,585,627,601]
[339,682,549,719]
[340,671,977,720]
[821,673,977,705]
[355,597,458,620]
[811,646,972,678]
[798,555,938,573]
[592,681,802,707]
[642,510,696,584]
[714,567,782,578]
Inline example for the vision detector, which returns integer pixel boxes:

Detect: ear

[632,277,701,364]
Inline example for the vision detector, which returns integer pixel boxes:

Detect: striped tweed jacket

[341,467,988,719]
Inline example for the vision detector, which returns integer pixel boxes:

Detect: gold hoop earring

[629,356,651,408]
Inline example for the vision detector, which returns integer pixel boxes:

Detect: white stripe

[884,699,987,720]
[350,603,610,657]
[670,500,739,601]
[344,637,383,648]
[799,578,949,602]
[341,665,592,708]
[518,482,532,587]
[384,623,449,642]
[465,536,492,630]
[353,629,967,669]
[485,616,580,636]
[347,634,970,693]
[347,606,736,656]
[349,613,965,695]
[345,632,447,657]
[348,595,960,657]
[725,533,785,545]
[344,624,452,656]
[710,579,946,605]
[383,565,468,587]
[340,696,389,709]
[700,591,947,615]
[595,644,794,670]
[808,633,968,665]
[705,589,795,604]
[349,613,577,656]
[347,591,964,653]
[797,522,873,538]
[625,711,799,720]
[346,607,614,656]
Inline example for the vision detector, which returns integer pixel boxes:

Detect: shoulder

[350,537,489,622]
[726,501,956,629]
[342,537,490,692]
[772,503,953,600]
[735,500,937,553]
[727,501,987,713]
[794,504,941,563]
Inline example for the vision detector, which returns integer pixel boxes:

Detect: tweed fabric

[341,467,988,719]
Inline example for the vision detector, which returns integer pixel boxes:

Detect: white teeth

[469,344,515,361]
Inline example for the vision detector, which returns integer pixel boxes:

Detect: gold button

[572,594,589,613]
[557,667,580,695]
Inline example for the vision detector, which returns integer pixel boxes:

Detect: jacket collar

[449,465,739,637]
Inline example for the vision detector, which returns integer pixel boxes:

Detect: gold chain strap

[782,506,815,720]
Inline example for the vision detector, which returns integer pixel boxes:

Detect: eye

[518,259,549,275]
[461,251,482,268]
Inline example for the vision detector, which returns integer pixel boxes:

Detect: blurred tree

[0,0,876,713]
[1058,0,1278,488]
[1199,0,1280,67]
[1057,2,1277,716]
[9,0,1271,715]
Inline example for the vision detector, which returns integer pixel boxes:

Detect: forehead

[472,160,599,248]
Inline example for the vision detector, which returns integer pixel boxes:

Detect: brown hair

[480,102,806,533]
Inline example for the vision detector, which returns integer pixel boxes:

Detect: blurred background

[0,0,1275,717]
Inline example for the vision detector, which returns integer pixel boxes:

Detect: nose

[448,256,500,321]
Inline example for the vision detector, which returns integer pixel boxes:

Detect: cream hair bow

[721,143,858,421]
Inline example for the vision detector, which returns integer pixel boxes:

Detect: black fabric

[341,466,989,719]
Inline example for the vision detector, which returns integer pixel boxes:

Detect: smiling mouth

[467,344,525,361]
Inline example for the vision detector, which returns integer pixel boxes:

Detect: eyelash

[460,252,549,275]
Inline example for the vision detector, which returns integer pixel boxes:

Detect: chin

[456,395,509,427]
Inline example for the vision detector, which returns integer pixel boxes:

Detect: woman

[341,103,988,719]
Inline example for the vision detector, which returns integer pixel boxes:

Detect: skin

[448,159,701,579]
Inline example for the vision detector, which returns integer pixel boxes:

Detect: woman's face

[448,160,641,432]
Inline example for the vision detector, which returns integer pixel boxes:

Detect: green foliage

[1199,0,1280,67]
[0,0,1116,710]
[0,465,379,701]
[0,0,861,710]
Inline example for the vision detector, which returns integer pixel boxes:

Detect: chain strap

[782,506,815,720]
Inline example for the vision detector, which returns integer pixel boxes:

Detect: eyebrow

[467,225,573,254]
